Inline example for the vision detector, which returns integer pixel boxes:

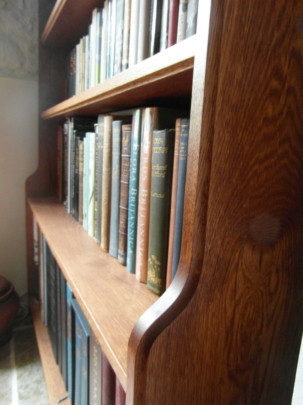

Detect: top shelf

[42,0,103,49]
[42,35,196,120]
[29,197,157,390]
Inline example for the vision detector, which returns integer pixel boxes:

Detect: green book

[147,128,175,295]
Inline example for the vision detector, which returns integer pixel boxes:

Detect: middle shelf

[29,197,157,389]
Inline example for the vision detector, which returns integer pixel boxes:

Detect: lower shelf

[30,298,71,405]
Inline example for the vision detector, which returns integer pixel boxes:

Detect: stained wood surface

[41,35,196,119]
[30,299,71,405]
[42,0,102,48]
[29,197,157,389]
[127,0,303,404]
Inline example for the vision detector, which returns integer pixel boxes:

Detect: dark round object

[0,276,20,346]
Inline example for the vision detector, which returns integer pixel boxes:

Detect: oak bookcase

[26,0,303,404]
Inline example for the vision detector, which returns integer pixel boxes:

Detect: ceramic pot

[0,276,20,346]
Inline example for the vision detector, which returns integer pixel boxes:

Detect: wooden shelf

[30,298,71,405]
[42,0,102,49]
[28,197,157,389]
[41,35,196,120]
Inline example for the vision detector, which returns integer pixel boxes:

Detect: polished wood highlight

[28,197,157,389]
[30,299,71,405]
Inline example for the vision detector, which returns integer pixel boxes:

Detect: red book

[115,377,126,405]
[168,0,179,46]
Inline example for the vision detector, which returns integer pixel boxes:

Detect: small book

[118,123,132,265]
[147,128,175,295]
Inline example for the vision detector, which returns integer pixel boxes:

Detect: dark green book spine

[147,128,175,295]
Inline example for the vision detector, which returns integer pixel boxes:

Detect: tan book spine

[166,118,181,288]
[101,115,113,251]
[135,108,156,282]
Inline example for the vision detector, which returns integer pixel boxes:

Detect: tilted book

[147,128,175,295]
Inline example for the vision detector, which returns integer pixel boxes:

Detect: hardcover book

[101,354,116,405]
[89,331,102,405]
[168,0,179,46]
[94,116,105,243]
[147,128,175,295]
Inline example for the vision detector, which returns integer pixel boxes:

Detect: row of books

[34,228,126,405]
[67,0,199,97]
[58,107,189,295]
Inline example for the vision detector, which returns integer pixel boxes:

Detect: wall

[0,0,38,295]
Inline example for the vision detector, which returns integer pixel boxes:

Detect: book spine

[57,125,64,201]
[185,0,198,38]
[66,283,74,402]
[60,271,67,388]
[137,0,150,63]
[109,120,122,257]
[166,118,181,288]
[88,132,96,237]
[160,0,169,52]
[147,128,175,296]
[126,109,142,273]
[114,0,125,75]
[135,108,153,282]
[121,0,131,70]
[128,0,140,67]
[74,306,83,405]
[83,135,89,231]
[101,115,113,251]
[101,354,116,405]
[168,0,179,47]
[149,0,162,56]
[89,331,102,405]
[118,124,132,264]
[176,0,188,42]
[74,136,80,221]
[171,118,189,279]
[81,321,90,405]
[101,2,108,82]
[95,116,105,243]
[93,123,99,238]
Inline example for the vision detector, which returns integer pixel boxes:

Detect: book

[100,1,108,82]
[114,0,125,75]
[115,378,126,405]
[109,120,122,257]
[60,271,68,389]
[136,107,184,283]
[160,0,170,51]
[186,0,198,38]
[88,131,97,238]
[66,283,75,403]
[101,115,113,251]
[126,109,142,273]
[89,331,102,405]
[101,354,116,405]
[121,0,131,70]
[168,0,179,46]
[128,0,140,67]
[137,0,151,63]
[149,0,163,56]
[176,0,188,42]
[147,128,175,295]
[57,124,64,202]
[73,300,83,405]
[78,140,84,225]
[94,116,105,242]
[171,118,189,280]
[166,118,181,288]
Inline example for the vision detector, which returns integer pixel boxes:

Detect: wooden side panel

[128,0,303,404]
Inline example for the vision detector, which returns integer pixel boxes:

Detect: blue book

[71,299,90,405]
[126,109,142,273]
[109,120,122,257]
[66,283,74,402]
[171,118,190,279]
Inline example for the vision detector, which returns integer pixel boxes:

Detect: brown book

[166,118,181,288]
[115,377,126,405]
[118,124,132,265]
[101,115,113,251]
[101,354,116,405]
[168,0,179,47]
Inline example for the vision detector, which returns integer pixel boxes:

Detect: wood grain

[127,0,303,404]
[30,299,71,405]
[41,35,196,119]
[29,197,157,389]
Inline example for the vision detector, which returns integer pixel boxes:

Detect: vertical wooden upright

[127,0,303,404]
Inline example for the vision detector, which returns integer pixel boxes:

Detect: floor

[0,296,49,405]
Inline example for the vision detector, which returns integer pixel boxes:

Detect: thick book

[89,331,102,405]
[109,120,123,258]
[136,107,185,283]
[126,109,142,273]
[168,0,179,46]
[101,115,113,251]
[186,0,198,38]
[118,123,132,264]
[147,128,175,295]
[115,378,126,405]
[101,354,116,405]
[166,118,181,288]
[171,118,189,280]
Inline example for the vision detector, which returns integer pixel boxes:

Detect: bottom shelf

[30,298,71,405]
